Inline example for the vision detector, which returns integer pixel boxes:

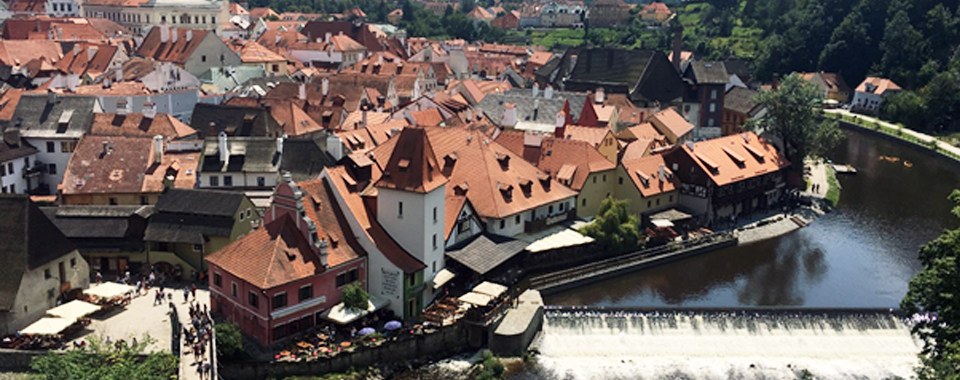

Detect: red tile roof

[410,108,445,126]
[374,127,448,193]
[249,7,280,19]
[621,154,679,198]
[0,40,62,67]
[0,89,25,121]
[856,77,902,95]
[563,125,611,148]
[677,132,790,187]
[62,135,199,196]
[227,40,286,63]
[136,27,210,65]
[91,112,197,140]
[496,131,615,191]
[649,107,693,141]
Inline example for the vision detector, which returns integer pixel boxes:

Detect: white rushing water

[532,311,921,380]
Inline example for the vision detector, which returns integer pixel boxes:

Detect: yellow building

[614,155,681,218]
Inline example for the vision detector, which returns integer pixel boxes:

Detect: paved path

[826,109,960,157]
[69,286,172,354]
[803,159,829,199]
[170,287,211,380]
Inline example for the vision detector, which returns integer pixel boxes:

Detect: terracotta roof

[91,112,197,140]
[263,21,305,31]
[496,130,615,191]
[229,3,248,15]
[467,6,496,19]
[621,122,663,141]
[563,124,611,147]
[249,7,280,19]
[289,34,366,53]
[528,51,554,67]
[7,0,45,12]
[0,89,25,121]
[55,43,118,77]
[410,108,445,126]
[0,40,62,67]
[323,166,425,273]
[365,120,408,145]
[374,127,448,193]
[642,2,671,14]
[444,195,468,240]
[799,72,850,95]
[61,135,199,196]
[677,132,790,187]
[372,126,577,219]
[856,77,902,95]
[619,138,654,161]
[299,21,382,52]
[227,40,286,63]
[621,154,679,198]
[649,107,693,141]
[136,27,210,65]
[340,110,390,131]
[257,30,306,49]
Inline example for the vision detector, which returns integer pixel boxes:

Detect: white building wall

[46,0,80,17]
[198,171,277,188]
[852,91,883,112]
[184,34,242,77]
[445,202,482,248]
[377,186,447,280]
[486,209,529,237]
[0,155,33,194]
[289,49,345,68]
[95,90,200,123]
[82,0,228,35]
[25,137,77,191]
[2,250,89,335]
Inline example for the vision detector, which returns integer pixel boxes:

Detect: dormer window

[496,152,510,169]
[498,182,513,201]
[636,170,650,188]
[398,158,410,171]
[518,178,532,196]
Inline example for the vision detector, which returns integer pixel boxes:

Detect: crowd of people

[184,299,214,380]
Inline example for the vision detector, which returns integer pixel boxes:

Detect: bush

[342,283,370,311]
[216,321,243,358]
[475,349,505,380]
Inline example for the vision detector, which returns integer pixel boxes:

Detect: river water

[546,127,960,309]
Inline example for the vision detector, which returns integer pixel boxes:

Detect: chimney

[465,108,473,122]
[276,135,284,155]
[376,95,385,112]
[523,130,543,147]
[502,103,517,127]
[116,99,128,115]
[555,110,566,138]
[47,89,56,104]
[321,77,329,97]
[103,77,112,89]
[298,83,306,100]
[143,101,157,119]
[531,82,539,97]
[772,73,780,90]
[544,85,554,99]
[361,107,368,128]
[396,63,403,75]
[153,135,164,164]
[317,237,329,268]
[671,23,683,73]
[325,32,332,43]
[218,131,229,163]
[116,63,123,82]
[275,33,282,46]
[102,140,111,156]
[171,28,179,43]
[159,23,170,43]
[326,134,344,161]
[533,99,540,120]
[185,29,193,42]
[73,43,81,56]
[86,46,98,61]
[595,87,604,104]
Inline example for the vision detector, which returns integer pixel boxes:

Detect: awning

[84,283,135,299]
[432,269,456,290]
[458,292,492,306]
[46,300,100,320]
[320,296,389,325]
[647,208,694,222]
[651,219,675,228]
[472,281,507,298]
[20,317,76,336]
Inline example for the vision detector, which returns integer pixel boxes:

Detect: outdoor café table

[296,342,313,350]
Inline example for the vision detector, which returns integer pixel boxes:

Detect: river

[546,127,960,309]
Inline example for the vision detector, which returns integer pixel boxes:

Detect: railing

[22,162,46,178]
[524,209,576,233]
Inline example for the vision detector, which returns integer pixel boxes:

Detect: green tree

[877,6,928,88]
[880,90,927,130]
[748,74,843,166]
[215,321,243,358]
[921,69,960,133]
[342,282,370,311]
[902,190,960,379]
[579,197,642,254]
[31,335,178,380]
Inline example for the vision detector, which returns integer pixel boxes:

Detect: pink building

[206,174,367,345]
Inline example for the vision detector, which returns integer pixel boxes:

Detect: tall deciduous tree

[902,190,960,380]
[877,6,928,88]
[580,197,643,254]
[748,74,843,166]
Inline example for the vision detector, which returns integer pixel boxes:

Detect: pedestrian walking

[183,287,189,303]
[95,271,102,284]
[191,283,197,300]
[203,360,211,379]
[197,360,204,380]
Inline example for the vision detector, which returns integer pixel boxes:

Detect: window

[432,234,437,249]
[408,273,416,287]
[708,118,715,126]
[248,291,259,308]
[161,15,166,22]
[272,293,287,310]
[499,220,505,229]
[48,289,55,299]
[48,164,57,174]
[246,209,252,218]
[140,196,148,205]
[669,195,673,202]
[257,176,265,187]
[272,64,279,72]
[231,282,237,296]
[458,219,470,233]
[711,89,717,100]
[6,163,11,174]
[239,211,245,221]
[593,176,596,184]
[548,205,554,214]
[211,16,216,24]
[432,261,436,273]
[603,174,607,182]
[70,258,76,267]
[398,202,403,217]
[647,200,652,208]
[709,103,716,112]
[656,198,660,206]
[0,165,5,177]
[46,142,55,152]
[223,176,233,186]
[299,285,313,301]
[582,199,587,207]
[202,16,206,24]
[433,207,438,223]
[193,244,203,252]
[210,176,219,186]
[1,186,5,193]
[60,142,75,153]
[619,177,623,185]
[201,55,207,62]
[214,273,222,287]
[336,269,359,287]
[109,198,118,205]
[45,269,51,279]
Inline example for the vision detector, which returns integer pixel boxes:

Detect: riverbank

[824,109,960,162]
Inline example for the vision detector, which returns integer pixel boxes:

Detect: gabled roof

[201,136,282,173]
[324,166,425,273]
[685,61,729,85]
[249,7,280,19]
[495,130,615,191]
[856,77,902,95]
[467,6,496,20]
[91,112,197,140]
[155,188,248,217]
[724,87,761,115]
[190,103,282,138]
[0,40,62,67]
[0,132,38,162]
[136,27,211,65]
[477,88,586,130]
[61,135,199,195]
[257,30,307,49]
[299,21,382,52]
[10,94,98,139]
[798,72,850,95]
[41,205,152,251]
[374,127,448,193]
[621,154,679,198]
[446,233,528,275]
[0,89,25,122]
[288,34,366,53]
[0,196,77,310]
[642,2,671,14]
[649,107,693,140]
[563,48,683,104]
[674,132,790,187]
[280,138,337,181]
[268,100,323,137]
[228,40,286,63]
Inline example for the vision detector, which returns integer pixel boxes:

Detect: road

[825,109,960,157]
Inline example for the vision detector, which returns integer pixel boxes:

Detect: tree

[877,6,928,88]
[31,335,178,380]
[215,321,243,358]
[748,74,843,166]
[579,197,642,254]
[342,282,370,311]
[902,190,960,380]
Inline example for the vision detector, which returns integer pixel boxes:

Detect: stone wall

[219,323,471,380]
[0,349,47,372]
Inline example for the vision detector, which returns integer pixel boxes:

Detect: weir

[529,308,921,380]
